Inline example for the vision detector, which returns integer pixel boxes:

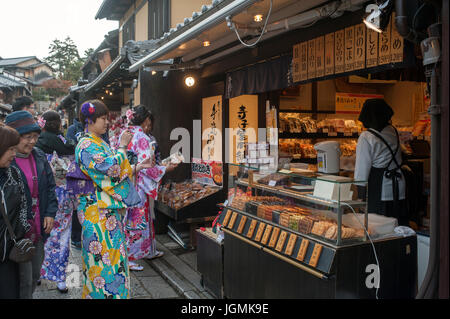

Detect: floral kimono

[40,152,76,284]
[75,133,141,299]
[122,126,166,261]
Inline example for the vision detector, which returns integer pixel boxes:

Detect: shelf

[279,132,360,139]
[235,179,367,209]
[218,204,367,250]
[279,110,335,114]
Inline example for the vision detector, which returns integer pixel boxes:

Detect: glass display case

[224,163,368,247]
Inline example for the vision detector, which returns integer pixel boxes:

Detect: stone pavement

[33,232,214,299]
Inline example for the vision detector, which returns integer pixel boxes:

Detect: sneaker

[129,261,144,271]
[71,241,82,250]
[145,250,164,260]
[57,282,68,294]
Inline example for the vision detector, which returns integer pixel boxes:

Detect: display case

[217,164,417,298]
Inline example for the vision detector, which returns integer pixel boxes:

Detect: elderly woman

[75,100,152,299]
[0,124,31,299]
[5,111,58,299]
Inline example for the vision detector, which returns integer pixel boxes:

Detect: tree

[45,37,84,84]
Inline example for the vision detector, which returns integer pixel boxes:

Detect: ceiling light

[152,70,157,75]
[254,14,263,22]
[203,41,211,47]
[109,92,113,96]
[363,1,393,33]
[184,76,195,87]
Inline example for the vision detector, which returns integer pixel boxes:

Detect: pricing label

[296,239,309,262]
[309,244,323,267]
[228,212,238,229]
[284,234,298,255]
[322,128,329,133]
[268,227,281,248]
[268,180,277,187]
[344,132,353,137]
[261,225,273,245]
[237,216,247,234]
[328,132,338,137]
[246,219,258,238]
[222,211,232,227]
[275,231,288,252]
[254,223,266,242]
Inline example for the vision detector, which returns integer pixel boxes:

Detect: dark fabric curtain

[226,55,291,99]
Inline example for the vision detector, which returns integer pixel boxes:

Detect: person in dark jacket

[0,124,31,299]
[35,110,75,156]
[5,111,58,299]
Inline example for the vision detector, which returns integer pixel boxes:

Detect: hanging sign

[307,39,316,79]
[299,42,308,81]
[390,12,404,63]
[229,95,258,164]
[192,158,223,187]
[202,95,222,161]
[334,29,345,74]
[354,23,366,70]
[315,36,325,78]
[292,20,404,82]
[345,26,355,72]
[324,33,335,76]
[378,17,392,65]
[336,93,384,114]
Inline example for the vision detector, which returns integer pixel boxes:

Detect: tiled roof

[0,56,37,67]
[0,74,26,88]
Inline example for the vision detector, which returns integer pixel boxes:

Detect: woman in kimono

[122,106,177,271]
[35,110,76,293]
[75,100,152,299]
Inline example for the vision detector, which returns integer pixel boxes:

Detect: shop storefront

[119,0,448,298]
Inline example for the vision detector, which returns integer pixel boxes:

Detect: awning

[128,0,366,73]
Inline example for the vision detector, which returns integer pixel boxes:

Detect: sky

[0,0,118,60]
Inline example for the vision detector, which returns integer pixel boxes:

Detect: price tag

[254,223,266,242]
[268,227,281,248]
[322,128,329,133]
[344,132,353,137]
[237,216,247,234]
[275,231,288,252]
[284,234,298,255]
[309,244,323,267]
[296,239,309,262]
[228,212,238,229]
[328,132,338,137]
[310,129,318,133]
[222,210,232,227]
[261,225,273,245]
[246,219,258,238]
[268,180,277,187]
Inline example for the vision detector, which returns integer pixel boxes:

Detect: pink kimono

[122,126,166,260]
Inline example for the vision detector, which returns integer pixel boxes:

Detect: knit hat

[5,110,41,135]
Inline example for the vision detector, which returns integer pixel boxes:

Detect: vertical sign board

[366,28,379,68]
[299,42,308,81]
[354,24,366,70]
[307,39,316,79]
[292,44,301,82]
[229,95,258,164]
[324,33,335,76]
[378,17,392,65]
[344,26,355,72]
[334,30,345,74]
[390,12,404,63]
[315,36,325,78]
[202,96,222,161]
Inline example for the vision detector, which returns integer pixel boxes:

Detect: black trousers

[71,210,81,243]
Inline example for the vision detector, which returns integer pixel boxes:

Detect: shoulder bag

[0,196,35,263]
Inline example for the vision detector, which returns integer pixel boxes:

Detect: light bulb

[185,76,195,87]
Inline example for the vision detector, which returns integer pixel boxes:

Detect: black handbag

[0,198,35,263]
